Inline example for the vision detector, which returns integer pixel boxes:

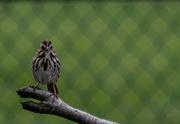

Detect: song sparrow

[32,40,61,95]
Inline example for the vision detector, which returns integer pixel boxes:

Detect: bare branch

[17,87,120,124]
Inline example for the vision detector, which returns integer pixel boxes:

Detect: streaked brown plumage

[32,40,61,95]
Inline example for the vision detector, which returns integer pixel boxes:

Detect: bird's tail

[47,84,59,95]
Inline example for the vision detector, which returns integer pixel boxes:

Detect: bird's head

[38,40,56,58]
[40,40,53,52]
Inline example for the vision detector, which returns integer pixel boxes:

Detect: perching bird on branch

[32,40,61,96]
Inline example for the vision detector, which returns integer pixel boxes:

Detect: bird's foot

[49,93,58,102]
[30,84,40,92]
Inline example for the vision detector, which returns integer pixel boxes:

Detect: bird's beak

[45,46,49,51]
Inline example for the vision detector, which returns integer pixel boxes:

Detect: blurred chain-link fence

[0,1,180,124]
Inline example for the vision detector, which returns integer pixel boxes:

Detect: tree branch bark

[17,87,120,124]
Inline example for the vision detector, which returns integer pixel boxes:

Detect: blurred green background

[1,1,180,124]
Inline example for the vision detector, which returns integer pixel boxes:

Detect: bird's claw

[49,93,58,102]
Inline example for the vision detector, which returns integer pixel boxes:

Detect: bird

[32,40,61,96]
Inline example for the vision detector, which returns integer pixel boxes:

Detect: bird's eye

[41,45,45,49]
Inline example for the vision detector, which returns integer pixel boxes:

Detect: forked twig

[17,87,120,124]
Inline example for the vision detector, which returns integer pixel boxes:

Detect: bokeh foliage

[0,1,180,124]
